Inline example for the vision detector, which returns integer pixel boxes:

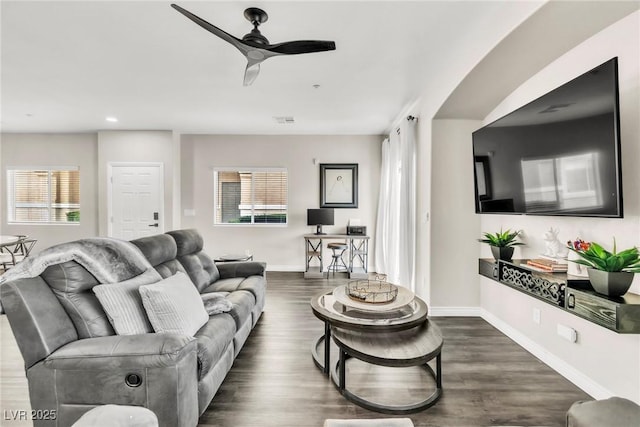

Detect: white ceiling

[1,1,543,135]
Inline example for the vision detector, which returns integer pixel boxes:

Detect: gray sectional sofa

[0,229,266,427]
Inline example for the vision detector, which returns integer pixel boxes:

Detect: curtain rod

[396,115,418,134]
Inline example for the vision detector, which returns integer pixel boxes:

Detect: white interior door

[109,164,164,240]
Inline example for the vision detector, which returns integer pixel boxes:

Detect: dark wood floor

[198,272,589,427]
[0,272,590,427]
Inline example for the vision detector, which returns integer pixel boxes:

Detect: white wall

[97,130,178,236]
[0,133,99,251]
[479,11,640,402]
[180,134,381,270]
[429,120,481,313]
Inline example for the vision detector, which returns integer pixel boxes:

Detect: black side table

[214,254,254,263]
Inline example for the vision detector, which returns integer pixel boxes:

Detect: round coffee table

[332,320,443,414]
[310,287,429,375]
[310,286,442,414]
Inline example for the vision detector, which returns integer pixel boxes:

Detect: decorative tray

[347,278,398,303]
[333,282,415,312]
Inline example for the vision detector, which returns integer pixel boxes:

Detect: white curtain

[374,117,417,290]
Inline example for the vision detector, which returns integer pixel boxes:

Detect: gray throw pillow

[92,269,161,335]
[201,292,233,315]
[139,272,208,336]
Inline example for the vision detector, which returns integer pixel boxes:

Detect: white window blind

[214,168,287,225]
[7,168,80,223]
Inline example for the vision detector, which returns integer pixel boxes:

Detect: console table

[479,259,640,334]
[304,234,369,279]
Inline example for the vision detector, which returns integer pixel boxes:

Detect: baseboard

[266,265,376,273]
[429,306,482,317]
[480,308,614,400]
[266,265,305,272]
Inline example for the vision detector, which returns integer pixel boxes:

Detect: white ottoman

[72,405,158,427]
[567,397,640,427]
[324,419,414,427]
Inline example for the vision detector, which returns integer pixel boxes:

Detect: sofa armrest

[44,333,195,370]
[216,261,266,279]
[33,334,199,427]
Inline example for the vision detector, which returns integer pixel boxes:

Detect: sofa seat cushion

[194,314,236,380]
[204,276,266,311]
[204,277,243,293]
[224,291,255,330]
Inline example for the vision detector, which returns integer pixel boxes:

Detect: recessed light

[312,84,321,89]
[105,116,118,123]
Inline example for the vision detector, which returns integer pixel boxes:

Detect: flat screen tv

[472,57,622,217]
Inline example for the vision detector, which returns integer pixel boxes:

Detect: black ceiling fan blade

[266,40,336,55]
[171,4,246,53]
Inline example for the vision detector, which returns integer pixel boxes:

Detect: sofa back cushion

[167,229,220,292]
[1,276,78,368]
[131,233,188,279]
[42,261,115,338]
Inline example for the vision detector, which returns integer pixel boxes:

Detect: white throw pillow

[92,269,161,335]
[139,272,208,336]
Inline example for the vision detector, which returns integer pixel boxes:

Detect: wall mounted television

[472,57,622,217]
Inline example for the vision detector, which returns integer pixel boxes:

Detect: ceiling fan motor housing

[243,28,269,45]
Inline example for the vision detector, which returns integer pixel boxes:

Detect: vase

[587,269,634,297]
[491,246,514,262]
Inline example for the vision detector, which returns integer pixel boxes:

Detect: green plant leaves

[478,229,523,247]
[569,239,640,272]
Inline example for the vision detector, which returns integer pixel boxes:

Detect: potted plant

[568,239,640,297]
[478,229,524,262]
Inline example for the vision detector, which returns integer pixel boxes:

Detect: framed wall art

[320,163,358,208]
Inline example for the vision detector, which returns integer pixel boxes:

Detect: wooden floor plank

[1,272,590,426]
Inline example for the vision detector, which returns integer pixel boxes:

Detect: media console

[479,259,640,334]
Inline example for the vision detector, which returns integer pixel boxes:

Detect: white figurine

[543,227,568,258]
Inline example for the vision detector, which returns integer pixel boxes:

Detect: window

[7,168,80,223]
[214,168,287,225]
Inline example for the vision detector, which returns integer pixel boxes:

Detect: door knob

[148,223,159,227]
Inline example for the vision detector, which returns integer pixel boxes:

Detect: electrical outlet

[557,324,578,343]
[532,308,541,324]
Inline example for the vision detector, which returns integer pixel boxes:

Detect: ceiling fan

[171,4,336,86]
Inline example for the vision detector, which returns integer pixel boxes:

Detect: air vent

[274,116,295,124]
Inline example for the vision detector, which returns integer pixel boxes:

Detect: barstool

[326,242,348,277]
